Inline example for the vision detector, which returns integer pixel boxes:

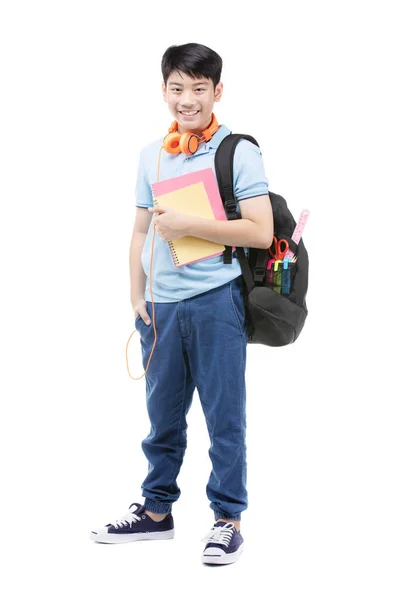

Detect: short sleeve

[233,140,269,201]
[135,149,154,208]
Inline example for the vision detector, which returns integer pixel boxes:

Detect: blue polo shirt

[135,124,269,302]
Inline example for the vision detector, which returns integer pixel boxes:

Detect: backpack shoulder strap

[215,133,259,265]
[214,133,259,220]
[214,133,264,292]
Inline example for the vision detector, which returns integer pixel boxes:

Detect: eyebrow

[169,81,209,86]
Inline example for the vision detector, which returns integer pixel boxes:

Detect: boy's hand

[148,206,190,242]
[133,297,151,326]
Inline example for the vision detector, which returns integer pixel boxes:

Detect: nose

[180,90,196,106]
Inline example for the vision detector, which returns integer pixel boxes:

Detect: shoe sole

[202,543,244,564]
[90,528,175,544]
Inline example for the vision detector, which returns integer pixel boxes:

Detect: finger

[136,312,151,325]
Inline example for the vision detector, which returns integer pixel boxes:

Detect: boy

[90,43,273,565]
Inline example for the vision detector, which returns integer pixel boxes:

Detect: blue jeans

[135,275,248,521]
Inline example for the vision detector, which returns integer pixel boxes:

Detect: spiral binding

[169,240,179,266]
[151,190,180,266]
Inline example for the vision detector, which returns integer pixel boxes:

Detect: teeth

[181,111,198,115]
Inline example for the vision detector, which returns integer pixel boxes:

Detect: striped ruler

[285,209,310,260]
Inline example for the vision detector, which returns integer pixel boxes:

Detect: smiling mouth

[179,110,200,115]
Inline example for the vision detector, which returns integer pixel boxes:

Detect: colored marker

[273,260,282,293]
[266,259,275,288]
[282,260,290,294]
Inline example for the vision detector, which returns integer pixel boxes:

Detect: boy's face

[162,70,223,136]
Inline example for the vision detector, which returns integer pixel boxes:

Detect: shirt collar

[206,124,231,149]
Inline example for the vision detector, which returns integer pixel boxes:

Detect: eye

[170,87,206,92]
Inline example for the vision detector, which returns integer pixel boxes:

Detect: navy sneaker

[201,521,244,565]
[90,503,174,544]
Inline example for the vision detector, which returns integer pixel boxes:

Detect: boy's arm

[130,149,154,306]
[183,194,273,249]
[129,208,152,306]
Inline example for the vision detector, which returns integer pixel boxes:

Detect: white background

[1,1,399,598]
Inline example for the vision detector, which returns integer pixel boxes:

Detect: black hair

[161,43,223,91]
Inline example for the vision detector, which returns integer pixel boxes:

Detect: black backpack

[214,133,309,346]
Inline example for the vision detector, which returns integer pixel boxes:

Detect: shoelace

[112,510,142,529]
[201,522,235,547]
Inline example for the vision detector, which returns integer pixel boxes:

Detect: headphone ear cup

[180,132,199,156]
[163,132,182,154]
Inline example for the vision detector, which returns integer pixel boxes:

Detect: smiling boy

[91,43,273,565]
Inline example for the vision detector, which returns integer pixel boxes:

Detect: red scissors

[268,236,289,260]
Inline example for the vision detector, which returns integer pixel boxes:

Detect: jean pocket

[228,279,246,334]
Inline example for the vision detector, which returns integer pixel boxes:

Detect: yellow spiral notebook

[150,168,235,268]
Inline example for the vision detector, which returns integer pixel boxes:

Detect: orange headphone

[126,114,220,380]
[163,112,220,155]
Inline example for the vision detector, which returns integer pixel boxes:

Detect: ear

[214,81,223,102]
